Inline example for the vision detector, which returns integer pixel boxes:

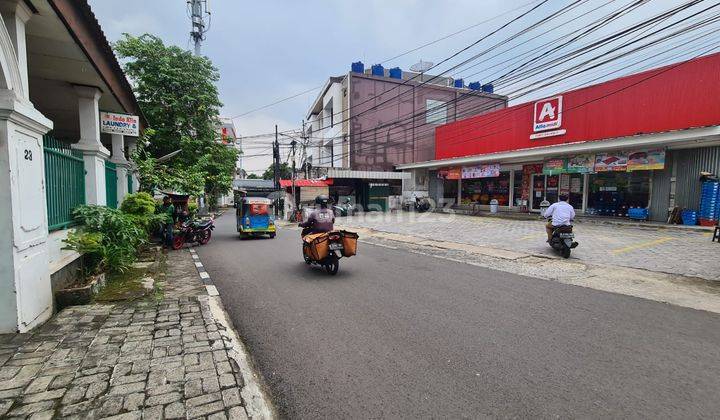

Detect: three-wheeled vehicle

[236,197,276,239]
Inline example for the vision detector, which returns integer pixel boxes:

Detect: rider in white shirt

[544,195,575,242]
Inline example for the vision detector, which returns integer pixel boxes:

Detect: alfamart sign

[100,112,139,137]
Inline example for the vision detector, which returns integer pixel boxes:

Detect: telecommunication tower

[188,0,210,56]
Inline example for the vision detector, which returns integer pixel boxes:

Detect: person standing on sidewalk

[160,196,176,249]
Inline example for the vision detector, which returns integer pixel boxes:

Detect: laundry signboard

[100,112,139,136]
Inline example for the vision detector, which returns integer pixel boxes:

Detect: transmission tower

[188,0,210,56]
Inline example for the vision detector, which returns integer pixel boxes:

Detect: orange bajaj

[236,197,276,239]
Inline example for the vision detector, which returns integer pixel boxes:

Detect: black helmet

[315,195,330,207]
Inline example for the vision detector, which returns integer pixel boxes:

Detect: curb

[188,248,277,419]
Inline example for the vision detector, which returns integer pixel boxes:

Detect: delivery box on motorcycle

[339,230,359,257]
[303,232,330,261]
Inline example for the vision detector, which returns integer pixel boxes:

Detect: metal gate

[105,160,118,208]
[43,135,85,231]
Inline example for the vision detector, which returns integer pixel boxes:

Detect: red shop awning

[279,179,333,188]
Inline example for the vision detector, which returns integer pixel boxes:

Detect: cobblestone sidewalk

[0,249,269,419]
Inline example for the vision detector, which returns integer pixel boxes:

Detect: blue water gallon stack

[388,67,402,79]
[371,64,385,77]
[454,78,464,88]
[627,207,649,221]
[351,61,364,73]
[468,81,481,91]
[699,181,720,223]
[481,83,494,93]
[681,209,698,226]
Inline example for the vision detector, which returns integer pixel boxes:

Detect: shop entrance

[586,172,650,217]
[530,173,585,211]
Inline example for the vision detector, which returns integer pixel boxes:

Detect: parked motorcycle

[547,221,578,258]
[172,217,215,250]
[332,198,357,217]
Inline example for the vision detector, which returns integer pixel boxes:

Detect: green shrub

[64,231,104,275]
[188,201,198,218]
[67,205,147,273]
[121,192,168,233]
[120,192,156,216]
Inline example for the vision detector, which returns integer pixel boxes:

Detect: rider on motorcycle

[544,194,575,242]
[300,195,335,236]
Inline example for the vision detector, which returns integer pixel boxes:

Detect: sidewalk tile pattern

[0,249,250,419]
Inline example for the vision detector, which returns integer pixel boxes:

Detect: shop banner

[437,167,461,180]
[594,152,628,172]
[627,149,665,171]
[100,111,139,136]
[542,158,566,175]
[462,164,500,179]
[567,154,595,173]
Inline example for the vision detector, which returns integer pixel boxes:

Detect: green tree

[246,173,259,179]
[262,163,292,181]
[114,34,237,200]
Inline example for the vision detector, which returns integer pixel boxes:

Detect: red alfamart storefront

[400,53,720,222]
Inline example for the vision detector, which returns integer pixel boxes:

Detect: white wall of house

[310,81,345,169]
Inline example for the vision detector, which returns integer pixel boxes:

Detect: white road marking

[194,262,203,268]
[199,272,210,279]
[206,285,219,296]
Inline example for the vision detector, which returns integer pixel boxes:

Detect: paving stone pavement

[336,212,720,281]
[0,249,251,419]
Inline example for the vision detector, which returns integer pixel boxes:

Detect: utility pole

[189,0,209,56]
[302,119,309,179]
[273,125,280,217]
[291,137,297,213]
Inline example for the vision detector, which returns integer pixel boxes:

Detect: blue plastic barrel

[681,210,698,225]
[468,82,481,91]
[482,83,494,93]
[371,64,384,77]
[454,79,464,88]
[351,61,364,73]
[388,67,402,79]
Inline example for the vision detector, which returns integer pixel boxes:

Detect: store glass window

[461,172,511,206]
[587,172,651,217]
[443,179,458,204]
[513,170,523,206]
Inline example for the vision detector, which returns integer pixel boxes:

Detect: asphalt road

[197,213,720,419]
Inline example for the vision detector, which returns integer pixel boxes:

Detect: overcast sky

[87,0,713,173]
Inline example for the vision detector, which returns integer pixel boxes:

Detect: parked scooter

[173,217,215,250]
[332,198,357,217]
[413,196,431,213]
[547,220,578,258]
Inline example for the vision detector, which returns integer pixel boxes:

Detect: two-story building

[304,63,506,210]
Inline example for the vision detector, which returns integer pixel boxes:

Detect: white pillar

[71,85,109,205]
[0,0,30,100]
[110,133,129,203]
[126,136,139,193]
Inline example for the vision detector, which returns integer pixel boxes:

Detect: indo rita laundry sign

[100,112,139,136]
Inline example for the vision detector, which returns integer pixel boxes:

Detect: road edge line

[188,248,277,419]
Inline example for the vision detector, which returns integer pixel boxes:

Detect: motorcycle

[547,220,578,258]
[332,198,357,217]
[300,227,358,276]
[402,195,431,213]
[172,217,215,250]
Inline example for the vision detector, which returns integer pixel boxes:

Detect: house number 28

[24,149,32,161]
